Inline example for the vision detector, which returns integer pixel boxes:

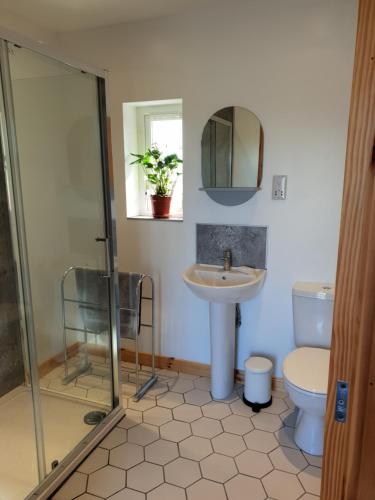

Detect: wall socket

[272,175,287,200]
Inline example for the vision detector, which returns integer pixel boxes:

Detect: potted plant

[131,146,183,219]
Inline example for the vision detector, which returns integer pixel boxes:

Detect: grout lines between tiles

[52,369,321,500]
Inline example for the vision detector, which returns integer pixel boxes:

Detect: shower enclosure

[0,38,121,499]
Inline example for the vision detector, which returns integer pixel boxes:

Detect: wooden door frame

[321,0,375,498]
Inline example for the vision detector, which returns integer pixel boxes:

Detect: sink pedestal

[209,302,236,400]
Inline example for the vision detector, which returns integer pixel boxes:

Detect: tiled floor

[40,353,114,406]
[53,369,322,500]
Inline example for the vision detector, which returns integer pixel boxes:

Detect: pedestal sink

[182,264,266,399]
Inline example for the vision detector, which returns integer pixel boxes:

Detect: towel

[74,268,144,340]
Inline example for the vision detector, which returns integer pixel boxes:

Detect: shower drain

[84,410,107,425]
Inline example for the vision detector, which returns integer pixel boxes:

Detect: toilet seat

[283,347,330,395]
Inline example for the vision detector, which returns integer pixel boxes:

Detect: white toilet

[283,282,334,456]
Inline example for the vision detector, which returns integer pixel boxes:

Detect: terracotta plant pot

[150,195,172,219]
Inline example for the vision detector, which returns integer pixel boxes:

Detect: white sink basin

[182,264,266,303]
[182,263,266,400]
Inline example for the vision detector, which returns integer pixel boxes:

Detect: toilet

[283,282,334,456]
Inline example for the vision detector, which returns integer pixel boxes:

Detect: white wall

[0,7,57,46]
[56,0,357,375]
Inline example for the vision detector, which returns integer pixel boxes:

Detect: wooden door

[321,0,375,498]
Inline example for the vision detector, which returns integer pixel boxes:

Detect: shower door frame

[0,36,124,499]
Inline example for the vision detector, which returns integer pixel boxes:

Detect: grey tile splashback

[196,224,267,269]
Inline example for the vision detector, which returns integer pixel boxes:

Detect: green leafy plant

[130,146,183,197]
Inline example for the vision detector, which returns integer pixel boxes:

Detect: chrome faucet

[221,249,232,271]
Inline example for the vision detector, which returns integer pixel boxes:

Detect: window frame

[136,104,183,217]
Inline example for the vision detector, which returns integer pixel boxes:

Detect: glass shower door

[5,42,115,477]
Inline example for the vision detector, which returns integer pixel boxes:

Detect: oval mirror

[200,106,263,205]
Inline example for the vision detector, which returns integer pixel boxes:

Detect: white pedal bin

[243,356,273,412]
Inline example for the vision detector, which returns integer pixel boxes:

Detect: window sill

[127,215,183,222]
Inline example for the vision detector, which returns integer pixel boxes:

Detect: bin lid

[245,356,273,374]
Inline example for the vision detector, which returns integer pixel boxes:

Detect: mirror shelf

[199,187,260,206]
[199,187,261,192]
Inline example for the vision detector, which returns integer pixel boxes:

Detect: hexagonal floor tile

[225,474,266,500]
[298,466,321,495]
[202,401,231,419]
[127,462,163,493]
[145,382,169,398]
[87,465,126,498]
[185,389,212,406]
[128,397,156,411]
[157,391,184,409]
[108,489,145,500]
[269,446,308,473]
[194,377,211,391]
[285,395,295,409]
[127,423,159,446]
[117,410,142,429]
[122,382,136,397]
[191,416,223,438]
[302,452,323,467]
[78,447,109,474]
[52,472,87,500]
[212,432,246,457]
[76,494,103,500]
[148,483,185,500]
[262,470,304,500]
[252,412,282,432]
[230,399,254,417]
[187,479,226,500]
[160,420,191,442]
[179,435,213,461]
[272,389,288,399]
[274,426,298,449]
[165,457,201,487]
[157,369,179,378]
[200,453,237,482]
[109,442,144,470]
[75,374,102,389]
[179,372,201,380]
[143,406,172,426]
[173,403,202,422]
[280,408,298,428]
[244,429,279,453]
[100,427,128,449]
[235,449,273,478]
[145,439,179,465]
[168,378,195,393]
[298,495,320,500]
[212,389,239,404]
[263,397,288,415]
[222,414,253,435]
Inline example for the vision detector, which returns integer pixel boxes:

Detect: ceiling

[0,0,217,33]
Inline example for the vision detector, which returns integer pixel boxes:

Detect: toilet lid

[283,347,330,394]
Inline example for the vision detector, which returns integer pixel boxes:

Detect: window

[123,99,183,220]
